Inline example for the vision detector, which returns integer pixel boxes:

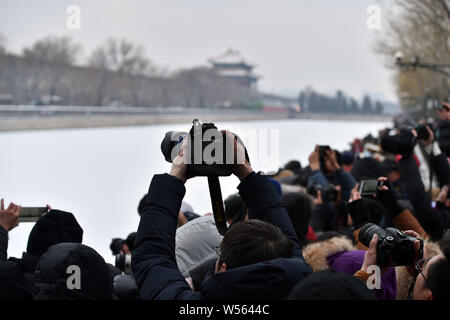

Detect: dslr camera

[161,119,248,177]
[160,120,249,235]
[359,223,423,267]
[307,181,338,202]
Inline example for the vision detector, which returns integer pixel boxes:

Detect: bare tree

[375,0,450,108]
[22,36,80,65]
[20,36,82,102]
[89,38,160,106]
[89,38,157,76]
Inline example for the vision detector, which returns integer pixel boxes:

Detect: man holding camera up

[308,145,356,236]
[132,127,312,300]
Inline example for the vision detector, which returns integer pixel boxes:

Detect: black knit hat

[287,270,376,300]
[26,209,83,257]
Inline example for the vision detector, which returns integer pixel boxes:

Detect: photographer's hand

[349,183,361,203]
[403,230,424,277]
[375,176,403,217]
[325,149,340,172]
[436,185,449,204]
[308,146,320,171]
[225,131,254,181]
[361,234,378,272]
[0,198,21,232]
[170,138,189,183]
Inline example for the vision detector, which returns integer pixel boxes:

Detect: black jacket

[0,210,83,299]
[399,153,449,239]
[0,226,33,300]
[436,121,450,157]
[34,243,114,300]
[132,172,312,300]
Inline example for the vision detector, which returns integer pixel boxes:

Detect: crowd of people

[1,100,450,300]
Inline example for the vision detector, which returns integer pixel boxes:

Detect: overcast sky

[0,0,397,102]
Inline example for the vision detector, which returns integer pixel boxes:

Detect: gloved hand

[375,177,404,217]
[346,187,370,230]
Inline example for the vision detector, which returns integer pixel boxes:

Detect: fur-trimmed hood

[302,236,355,272]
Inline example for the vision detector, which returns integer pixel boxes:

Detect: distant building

[209,48,259,90]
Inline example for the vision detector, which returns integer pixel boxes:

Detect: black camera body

[415,124,431,141]
[381,129,417,155]
[359,179,384,197]
[318,145,331,169]
[307,181,338,202]
[359,223,423,267]
[161,119,247,177]
[160,120,249,235]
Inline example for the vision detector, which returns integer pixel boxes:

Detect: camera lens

[359,223,387,247]
[161,131,187,163]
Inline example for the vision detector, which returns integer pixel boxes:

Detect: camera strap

[207,176,228,236]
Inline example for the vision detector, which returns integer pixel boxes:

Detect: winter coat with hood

[132,172,312,300]
[0,209,83,299]
[175,215,223,278]
[34,243,113,300]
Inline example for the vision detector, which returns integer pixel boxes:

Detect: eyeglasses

[407,257,432,299]
[214,246,221,257]
[415,257,431,284]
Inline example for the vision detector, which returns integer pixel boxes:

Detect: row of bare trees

[0,35,249,107]
[375,0,450,112]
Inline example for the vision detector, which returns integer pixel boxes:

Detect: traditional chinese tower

[209,48,259,90]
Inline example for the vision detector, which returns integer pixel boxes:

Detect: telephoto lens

[115,254,132,274]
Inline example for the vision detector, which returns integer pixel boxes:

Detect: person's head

[34,243,113,300]
[124,232,136,253]
[350,158,386,182]
[26,209,83,257]
[215,219,293,274]
[381,158,400,182]
[224,194,247,224]
[284,160,302,173]
[413,232,450,300]
[436,101,450,122]
[281,193,312,246]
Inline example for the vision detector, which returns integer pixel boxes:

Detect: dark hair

[219,220,293,270]
[281,193,312,246]
[137,194,147,216]
[284,160,302,172]
[381,158,399,174]
[427,232,450,300]
[315,231,347,242]
[125,232,137,252]
[224,194,247,222]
